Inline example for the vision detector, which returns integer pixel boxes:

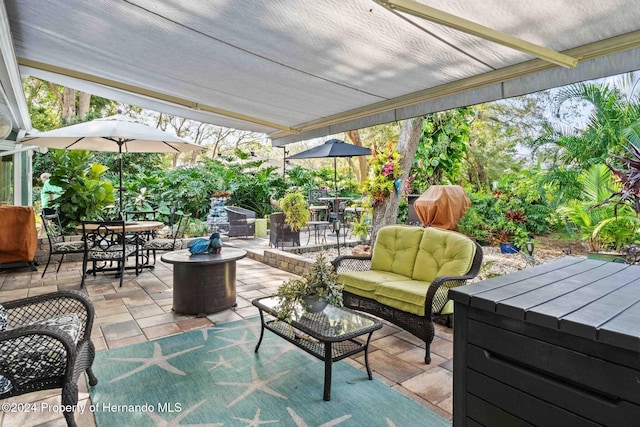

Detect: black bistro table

[450,257,640,426]
[252,296,382,401]
[162,248,246,317]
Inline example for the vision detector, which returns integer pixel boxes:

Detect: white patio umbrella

[20,113,205,213]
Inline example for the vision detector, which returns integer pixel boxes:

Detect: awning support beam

[375,0,579,68]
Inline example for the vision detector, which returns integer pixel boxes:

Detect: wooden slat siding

[526,266,638,329]
[469,259,600,312]
[449,257,584,306]
[467,370,601,427]
[598,300,640,350]
[466,345,640,425]
[496,261,629,320]
[466,394,534,427]
[560,277,640,341]
[468,320,640,406]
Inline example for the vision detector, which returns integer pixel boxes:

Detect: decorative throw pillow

[0,312,81,395]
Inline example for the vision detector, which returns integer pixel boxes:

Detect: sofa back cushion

[371,226,424,277]
[412,227,476,282]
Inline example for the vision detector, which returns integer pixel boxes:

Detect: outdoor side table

[252,296,382,401]
[162,248,247,317]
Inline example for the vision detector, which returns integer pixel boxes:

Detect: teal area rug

[90,318,450,426]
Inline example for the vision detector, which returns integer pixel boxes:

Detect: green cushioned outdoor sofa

[332,225,483,363]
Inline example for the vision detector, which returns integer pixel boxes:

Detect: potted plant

[279,190,310,232]
[351,213,370,242]
[275,252,343,322]
[491,217,529,253]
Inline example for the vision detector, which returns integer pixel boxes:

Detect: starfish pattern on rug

[201,321,261,341]
[208,330,256,357]
[107,342,204,383]
[255,339,314,365]
[216,366,290,407]
[145,399,222,427]
[285,407,351,426]
[205,354,238,371]
[233,408,279,426]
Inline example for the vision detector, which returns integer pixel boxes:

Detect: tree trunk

[347,130,368,184]
[77,92,91,121]
[61,87,76,123]
[370,117,423,245]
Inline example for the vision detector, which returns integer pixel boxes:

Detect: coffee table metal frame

[252,296,382,401]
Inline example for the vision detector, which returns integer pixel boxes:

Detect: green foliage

[47,149,115,228]
[531,80,640,200]
[361,141,402,207]
[411,107,473,191]
[275,252,343,322]
[557,164,639,252]
[185,219,209,237]
[279,191,309,231]
[456,208,490,245]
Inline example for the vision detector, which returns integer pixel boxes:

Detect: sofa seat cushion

[0,313,81,394]
[339,270,410,299]
[373,280,431,316]
[412,227,476,283]
[370,226,424,277]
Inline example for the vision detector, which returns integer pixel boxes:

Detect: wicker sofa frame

[332,240,483,364]
[0,290,98,427]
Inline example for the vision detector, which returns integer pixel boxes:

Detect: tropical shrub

[47,149,115,228]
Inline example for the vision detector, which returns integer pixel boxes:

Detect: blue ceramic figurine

[187,232,223,255]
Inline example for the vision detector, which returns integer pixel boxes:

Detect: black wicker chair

[269,212,300,249]
[41,211,85,277]
[0,290,98,427]
[332,230,483,364]
[224,206,256,238]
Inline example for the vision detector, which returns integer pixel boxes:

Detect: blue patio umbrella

[287,138,371,204]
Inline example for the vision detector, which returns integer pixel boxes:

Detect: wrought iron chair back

[81,221,138,288]
[143,213,191,265]
[40,212,85,277]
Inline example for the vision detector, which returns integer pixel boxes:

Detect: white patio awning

[2,0,640,145]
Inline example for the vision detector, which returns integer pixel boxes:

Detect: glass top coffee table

[252,296,382,401]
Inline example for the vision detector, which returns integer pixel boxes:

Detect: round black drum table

[161,248,247,317]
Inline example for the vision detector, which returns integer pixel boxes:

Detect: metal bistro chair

[123,210,158,259]
[308,188,329,221]
[41,211,85,277]
[143,213,191,265]
[81,220,139,288]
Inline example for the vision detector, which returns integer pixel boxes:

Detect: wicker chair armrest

[0,324,77,390]
[2,290,94,341]
[425,274,475,316]
[331,255,372,273]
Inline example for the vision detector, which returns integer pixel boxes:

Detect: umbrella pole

[118,143,124,218]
